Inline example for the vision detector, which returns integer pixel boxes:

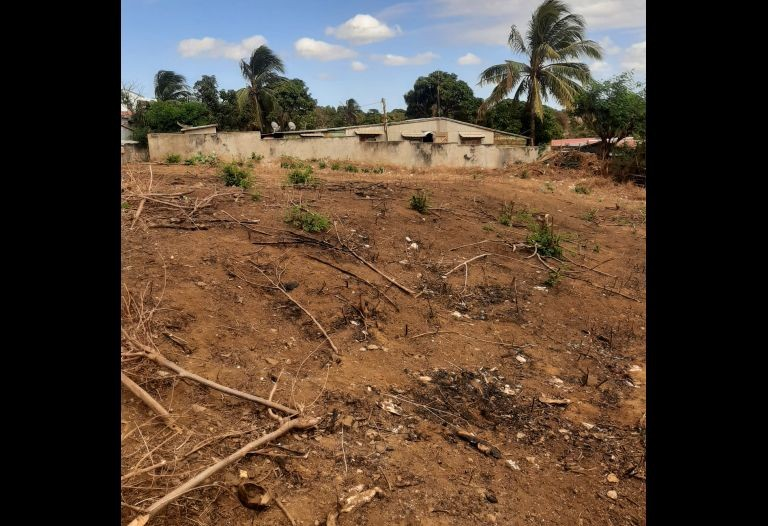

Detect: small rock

[533,286,548,291]
[486,513,497,523]
[515,355,527,363]
[265,358,279,365]
[195,281,207,288]
[485,490,498,503]
[239,469,248,479]
[375,443,387,453]
[582,422,595,430]
[551,376,564,384]
[452,311,463,318]
[516,432,525,439]
[399,259,409,265]
[628,365,642,372]
[367,344,380,350]
[341,415,354,427]
[269,328,278,334]
[359,347,366,352]
[525,456,536,464]
[558,428,570,434]
[506,460,521,470]
[607,473,619,483]
[365,429,379,440]
[191,404,207,413]
[418,376,433,383]
[408,242,419,250]
[606,490,618,500]
[405,236,412,242]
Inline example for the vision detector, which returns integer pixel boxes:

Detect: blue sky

[122,0,645,110]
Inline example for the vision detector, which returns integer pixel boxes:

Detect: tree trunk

[529,104,537,147]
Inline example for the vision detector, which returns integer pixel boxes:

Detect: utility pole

[437,71,442,117]
[382,98,388,142]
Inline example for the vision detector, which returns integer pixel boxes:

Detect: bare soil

[121,156,646,526]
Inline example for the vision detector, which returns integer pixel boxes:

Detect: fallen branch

[305,255,399,311]
[127,416,322,526]
[444,254,490,277]
[409,330,519,348]
[275,497,297,526]
[121,459,168,483]
[121,372,180,433]
[566,274,641,302]
[122,329,297,415]
[248,261,340,355]
[130,165,152,230]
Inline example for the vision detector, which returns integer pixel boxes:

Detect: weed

[250,191,261,202]
[409,191,429,214]
[221,162,252,189]
[483,223,495,232]
[373,167,384,174]
[280,156,306,169]
[527,222,563,258]
[362,168,371,173]
[166,153,181,164]
[121,202,130,210]
[574,184,591,195]
[593,244,600,253]
[185,152,219,166]
[582,208,598,223]
[285,205,330,232]
[251,152,263,162]
[344,164,359,173]
[498,203,514,226]
[331,162,342,170]
[318,161,327,169]
[544,269,562,287]
[519,170,529,179]
[514,210,536,228]
[543,182,554,193]
[287,166,316,186]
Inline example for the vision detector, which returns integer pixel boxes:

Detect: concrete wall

[148,132,539,168]
[181,126,218,135]
[121,143,148,164]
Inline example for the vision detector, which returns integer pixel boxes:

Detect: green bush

[165,153,181,164]
[409,191,429,214]
[373,167,385,174]
[185,152,219,166]
[544,269,562,287]
[285,206,330,232]
[287,166,316,186]
[221,162,252,189]
[318,161,327,169]
[498,203,514,226]
[250,190,261,201]
[527,223,563,258]
[574,184,591,195]
[251,152,263,162]
[331,162,342,170]
[344,164,359,173]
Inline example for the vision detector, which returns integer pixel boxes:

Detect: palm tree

[154,70,191,101]
[477,0,602,145]
[342,99,361,126]
[237,45,286,132]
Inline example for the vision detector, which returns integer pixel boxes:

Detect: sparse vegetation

[527,222,563,258]
[250,190,261,201]
[318,161,327,169]
[251,152,263,162]
[373,167,385,174]
[344,164,359,173]
[519,170,529,179]
[543,182,554,193]
[582,208,598,223]
[185,152,219,166]
[331,162,342,171]
[498,203,514,226]
[121,202,130,210]
[544,269,562,287]
[574,184,591,195]
[280,156,306,169]
[514,210,536,228]
[221,162,252,189]
[285,205,330,232]
[362,168,371,173]
[409,191,429,214]
[483,223,495,232]
[166,153,181,164]
[593,244,600,252]
[287,166,316,186]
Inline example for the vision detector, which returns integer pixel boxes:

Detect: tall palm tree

[237,45,286,132]
[154,70,191,101]
[342,99,361,126]
[477,0,602,145]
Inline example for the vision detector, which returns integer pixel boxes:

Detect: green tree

[364,109,382,125]
[404,71,481,122]
[482,100,563,143]
[154,70,191,101]
[307,106,339,129]
[218,89,251,131]
[339,98,362,126]
[387,109,407,122]
[477,0,602,145]
[129,100,213,145]
[571,72,645,159]
[193,75,221,115]
[267,78,317,129]
[237,45,286,131]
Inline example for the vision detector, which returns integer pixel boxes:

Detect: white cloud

[458,52,481,65]
[326,14,402,45]
[294,38,357,61]
[599,36,621,55]
[589,60,611,75]
[371,52,438,66]
[318,73,333,81]
[177,35,267,60]
[621,41,646,72]
[351,61,368,71]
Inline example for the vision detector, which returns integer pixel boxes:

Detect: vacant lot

[121,156,646,526]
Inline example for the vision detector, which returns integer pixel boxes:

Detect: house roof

[178,123,218,132]
[274,117,529,139]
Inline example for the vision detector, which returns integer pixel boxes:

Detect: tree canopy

[154,70,192,101]
[404,71,482,123]
[481,99,564,143]
[237,45,286,131]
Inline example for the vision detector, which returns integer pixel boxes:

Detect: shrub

[166,153,181,164]
[185,152,219,166]
[544,269,562,287]
[498,203,514,226]
[574,184,591,195]
[409,191,429,214]
[331,162,342,170]
[318,161,327,169]
[582,209,598,223]
[372,167,385,174]
[344,164,359,173]
[285,206,330,232]
[280,156,306,169]
[250,191,261,202]
[221,162,252,189]
[251,152,263,162]
[287,166,316,186]
[527,222,563,258]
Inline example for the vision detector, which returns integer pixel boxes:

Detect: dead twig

[275,497,297,526]
[121,372,181,433]
[248,261,339,355]
[409,330,519,348]
[122,329,298,415]
[130,165,152,230]
[127,416,322,526]
[121,459,168,483]
[444,253,490,276]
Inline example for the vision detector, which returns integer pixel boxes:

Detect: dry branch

[122,329,298,415]
[121,372,181,433]
[305,254,399,311]
[248,261,340,355]
[127,416,322,526]
[444,254,490,276]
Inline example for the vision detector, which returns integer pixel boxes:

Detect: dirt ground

[121,155,646,526]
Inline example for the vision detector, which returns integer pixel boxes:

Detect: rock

[367,344,380,350]
[283,281,299,291]
[485,490,498,503]
[339,486,384,513]
[239,469,248,479]
[525,456,536,464]
[505,460,521,470]
[452,311,463,318]
[606,490,618,500]
[269,328,278,333]
[191,404,207,413]
[365,429,379,440]
[195,281,207,288]
[359,347,366,352]
[581,422,595,430]
[375,443,387,453]
[405,236,412,242]
[515,355,527,363]
[341,415,354,427]
[380,399,403,415]
[265,358,279,365]
[408,242,419,250]
[607,473,619,483]
[418,376,433,383]
[516,432,525,439]
[486,513,497,523]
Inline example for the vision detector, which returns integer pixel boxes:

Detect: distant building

[264,117,528,146]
